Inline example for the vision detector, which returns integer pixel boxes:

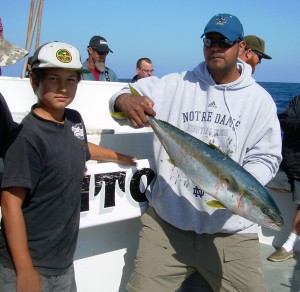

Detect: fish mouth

[265,221,283,231]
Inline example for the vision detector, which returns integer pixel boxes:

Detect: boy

[0,41,136,292]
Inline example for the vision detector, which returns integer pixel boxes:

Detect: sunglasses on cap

[203,37,239,49]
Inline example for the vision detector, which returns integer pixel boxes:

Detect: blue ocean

[259,82,300,113]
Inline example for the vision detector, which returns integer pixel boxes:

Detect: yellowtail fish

[147,115,283,231]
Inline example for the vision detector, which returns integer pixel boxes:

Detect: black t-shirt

[0,106,90,276]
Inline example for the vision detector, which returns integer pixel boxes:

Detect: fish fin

[129,84,141,96]
[205,200,226,209]
[110,112,128,119]
[110,85,140,119]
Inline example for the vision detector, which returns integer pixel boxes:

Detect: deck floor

[261,243,300,292]
[178,243,300,292]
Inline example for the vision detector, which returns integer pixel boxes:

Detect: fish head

[241,186,284,231]
[257,202,284,231]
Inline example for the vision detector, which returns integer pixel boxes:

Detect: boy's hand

[17,267,41,292]
[116,153,137,166]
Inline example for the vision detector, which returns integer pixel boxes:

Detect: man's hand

[115,93,156,128]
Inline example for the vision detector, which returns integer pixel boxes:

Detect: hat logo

[215,15,228,26]
[99,40,108,45]
[56,48,72,63]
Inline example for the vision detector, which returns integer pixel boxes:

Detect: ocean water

[259,82,300,113]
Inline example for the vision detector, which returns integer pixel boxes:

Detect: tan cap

[244,35,272,59]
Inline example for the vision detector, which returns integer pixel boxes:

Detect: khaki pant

[127,206,267,292]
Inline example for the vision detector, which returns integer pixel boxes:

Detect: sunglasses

[91,48,109,55]
[252,50,263,61]
[203,37,239,49]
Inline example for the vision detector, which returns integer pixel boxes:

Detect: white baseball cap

[31,41,90,73]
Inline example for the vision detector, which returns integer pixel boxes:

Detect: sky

[1,0,300,83]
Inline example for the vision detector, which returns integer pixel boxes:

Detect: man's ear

[238,40,246,56]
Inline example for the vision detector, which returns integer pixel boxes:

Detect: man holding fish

[110,13,282,292]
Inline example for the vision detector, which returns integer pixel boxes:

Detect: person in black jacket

[267,94,300,262]
[0,34,28,183]
[0,93,16,159]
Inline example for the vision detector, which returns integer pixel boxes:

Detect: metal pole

[35,0,43,50]
[25,0,34,49]
[21,0,43,78]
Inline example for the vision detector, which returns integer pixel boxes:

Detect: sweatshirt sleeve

[242,98,282,186]
[109,85,131,115]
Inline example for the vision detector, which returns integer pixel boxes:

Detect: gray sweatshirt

[109,60,282,234]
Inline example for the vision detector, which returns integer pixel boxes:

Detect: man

[82,35,118,82]
[109,13,281,291]
[239,35,272,74]
[131,58,154,82]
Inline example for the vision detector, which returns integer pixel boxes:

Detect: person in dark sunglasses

[201,17,247,85]
[239,35,272,74]
[82,35,118,82]
[110,13,281,292]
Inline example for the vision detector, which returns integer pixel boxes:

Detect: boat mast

[21,0,44,78]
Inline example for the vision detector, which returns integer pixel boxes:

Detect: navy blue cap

[201,13,244,42]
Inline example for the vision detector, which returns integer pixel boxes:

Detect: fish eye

[260,206,269,215]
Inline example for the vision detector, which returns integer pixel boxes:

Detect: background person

[0,41,135,292]
[0,28,28,184]
[82,35,118,82]
[25,55,33,78]
[131,57,154,82]
[267,94,300,262]
[109,13,281,291]
[239,35,272,74]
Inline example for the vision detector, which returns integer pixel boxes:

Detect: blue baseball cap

[201,13,244,42]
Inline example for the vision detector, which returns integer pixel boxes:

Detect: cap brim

[0,38,28,66]
[31,65,91,74]
[92,46,113,54]
[261,52,272,59]
[201,29,242,42]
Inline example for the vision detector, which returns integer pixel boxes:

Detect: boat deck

[179,243,299,292]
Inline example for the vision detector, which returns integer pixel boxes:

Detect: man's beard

[95,60,105,72]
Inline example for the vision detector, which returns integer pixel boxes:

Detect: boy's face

[31,68,80,111]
